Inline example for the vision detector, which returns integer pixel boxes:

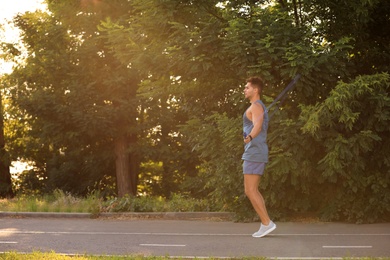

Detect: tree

[0,21,15,198]
[298,0,390,75]
[115,0,388,222]
[47,0,143,197]
[299,73,390,223]
[4,1,144,196]
[2,0,389,223]
[97,0,226,198]
[0,90,14,198]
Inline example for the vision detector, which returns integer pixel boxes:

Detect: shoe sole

[252,224,276,238]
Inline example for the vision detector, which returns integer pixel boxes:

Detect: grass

[0,251,187,259]
[0,191,219,214]
[0,190,100,214]
[0,252,388,260]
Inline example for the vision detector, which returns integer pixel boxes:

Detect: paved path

[0,217,389,258]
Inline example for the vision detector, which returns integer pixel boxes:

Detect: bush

[0,190,102,213]
[101,193,219,213]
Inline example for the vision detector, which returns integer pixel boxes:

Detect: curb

[0,211,233,221]
[100,212,233,220]
[0,212,92,219]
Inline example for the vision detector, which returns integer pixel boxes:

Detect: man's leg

[244,174,276,237]
[244,174,270,225]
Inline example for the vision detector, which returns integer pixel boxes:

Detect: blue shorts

[243,161,266,175]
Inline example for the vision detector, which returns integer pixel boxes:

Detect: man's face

[244,82,257,99]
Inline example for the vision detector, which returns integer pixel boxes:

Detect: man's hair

[246,77,264,94]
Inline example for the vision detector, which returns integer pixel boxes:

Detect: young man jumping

[242,76,276,238]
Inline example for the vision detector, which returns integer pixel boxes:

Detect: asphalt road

[0,217,389,258]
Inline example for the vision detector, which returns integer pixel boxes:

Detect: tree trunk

[115,135,131,197]
[114,134,138,197]
[113,76,140,198]
[0,92,14,198]
[129,145,139,195]
[292,0,300,27]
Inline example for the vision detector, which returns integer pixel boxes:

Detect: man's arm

[244,102,264,143]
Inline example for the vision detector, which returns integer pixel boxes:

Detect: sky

[0,0,46,20]
[1,1,46,173]
[0,0,46,74]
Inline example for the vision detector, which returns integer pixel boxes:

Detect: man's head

[246,77,264,94]
[245,77,264,101]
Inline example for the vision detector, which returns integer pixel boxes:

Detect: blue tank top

[242,100,269,163]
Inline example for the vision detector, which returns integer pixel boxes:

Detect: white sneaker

[252,221,276,238]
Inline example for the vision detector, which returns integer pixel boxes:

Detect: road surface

[0,217,389,258]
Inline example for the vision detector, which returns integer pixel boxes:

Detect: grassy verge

[0,190,100,214]
[0,251,188,259]
[0,191,220,214]
[0,252,388,260]
[0,251,192,260]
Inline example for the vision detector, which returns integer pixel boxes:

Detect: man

[242,76,276,238]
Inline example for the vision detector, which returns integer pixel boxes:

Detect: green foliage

[1,0,389,223]
[0,251,89,260]
[0,191,219,214]
[300,73,390,223]
[180,113,256,220]
[0,251,276,260]
[0,190,102,213]
[0,250,385,260]
[103,193,216,213]
[3,1,141,196]
[0,251,203,260]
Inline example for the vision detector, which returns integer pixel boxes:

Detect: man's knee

[244,187,256,198]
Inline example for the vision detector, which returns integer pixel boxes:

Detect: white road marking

[0,230,388,236]
[322,245,373,249]
[0,241,18,244]
[140,244,186,247]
